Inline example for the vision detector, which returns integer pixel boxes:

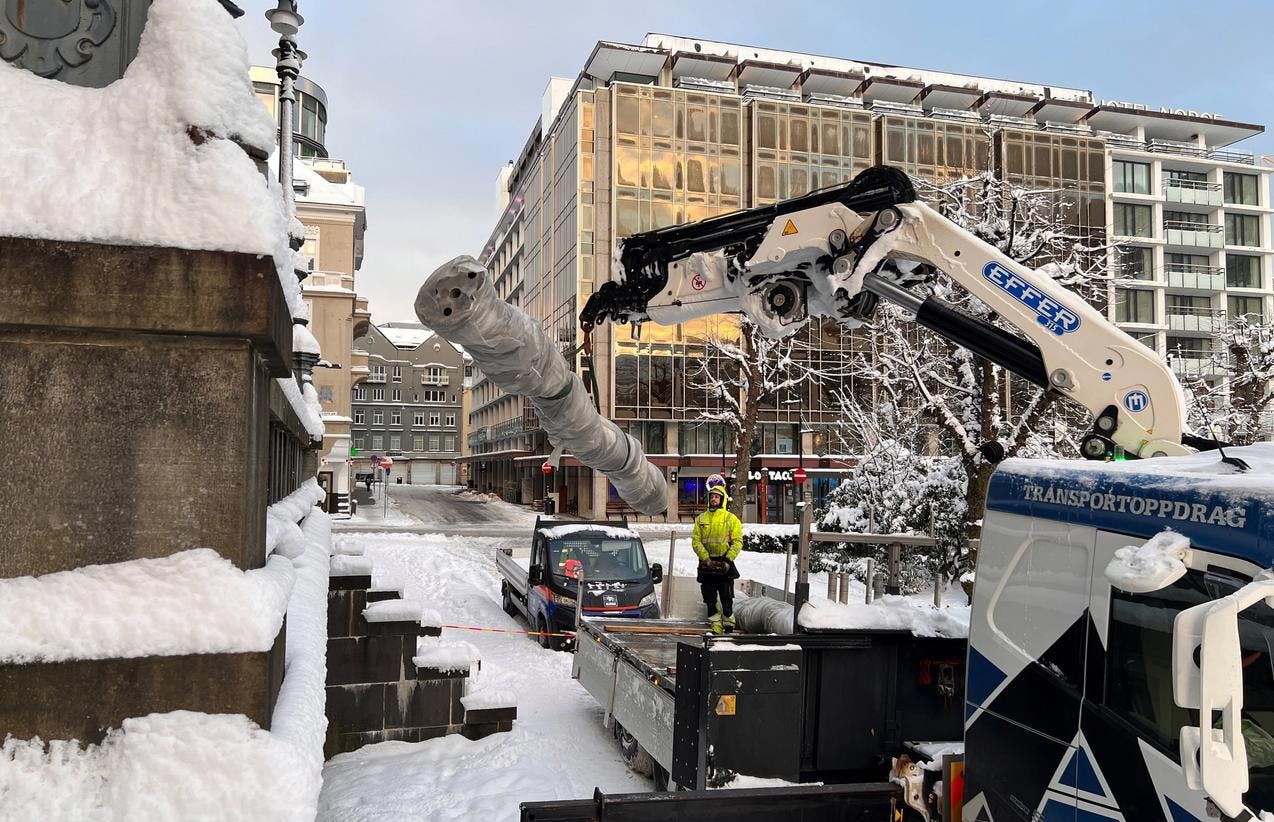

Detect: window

[371,435,383,451]
[353,436,364,451]
[1167,335,1211,359]
[413,435,424,451]
[353,410,365,425]
[428,435,441,451]
[1117,247,1153,280]
[1115,288,1154,323]
[445,414,456,428]
[392,366,402,383]
[443,435,456,451]
[372,410,383,425]
[1229,295,1264,322]
[371,365,386,382]
[353,385,365,400]
[1227,254,1262,288]
[414,412,425,427]
[391,389,401,402]
[1112,160,1150,194]
[1103,568,1274,812]
[423,390,446,403]
[390,435,401,451]
[372,388,384,402]
[1224,172,1259,206]
[1164,210,1208,227]
[1114,203,1152,237]
[390,411,401,426]
[1128,331,1158,352]
[429,413,441,427]
[1226,213,1261,247]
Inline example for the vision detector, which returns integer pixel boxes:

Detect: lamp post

[266,1,305,211]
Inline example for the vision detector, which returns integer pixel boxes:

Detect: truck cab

[964,444,1274,821]
[502,519,662,648]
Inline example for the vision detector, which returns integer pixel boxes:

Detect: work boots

[723,615,736,634]
[709,608,723,635]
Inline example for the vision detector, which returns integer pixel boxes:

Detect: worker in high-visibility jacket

[692,484,743,634]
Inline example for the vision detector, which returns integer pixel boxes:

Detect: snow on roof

[537,523,640,540]
[0,548,294,664]
[0,0,284,256]
[293,159,365,208]
[797,596,970,638]
[379,326,435,349]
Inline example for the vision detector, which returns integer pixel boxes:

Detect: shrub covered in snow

[815,439,968,591]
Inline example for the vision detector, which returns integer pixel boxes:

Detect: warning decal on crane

[781,219,798,236]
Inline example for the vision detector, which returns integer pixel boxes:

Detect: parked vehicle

[496,518,662,650]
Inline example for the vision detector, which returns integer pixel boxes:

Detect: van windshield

[548,537,649,583]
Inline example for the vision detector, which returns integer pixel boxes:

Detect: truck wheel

[615,723,654,777]
[653,762,670,792]
[501,584,517,617]
[537,615,552,650]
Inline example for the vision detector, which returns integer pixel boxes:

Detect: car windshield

[548,537,649,583]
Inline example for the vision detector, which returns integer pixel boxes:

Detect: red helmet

[563,558,584,580]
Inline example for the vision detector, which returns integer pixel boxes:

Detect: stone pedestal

[0,236,295,742]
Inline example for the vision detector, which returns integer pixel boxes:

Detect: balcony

[1170,356,1218,378]
[1163,220,1223,249]
[422,375,451,386]
[1165,264,1226,291]
[1145,139,1256,166]
[1163,177,1222,207]
[1167,305,1224,333]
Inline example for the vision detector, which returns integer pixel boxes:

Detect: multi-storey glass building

[469,34,1270,522]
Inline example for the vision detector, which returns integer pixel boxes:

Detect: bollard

[886,542,902,595]
[864,559,875,604]
[838,570,849,604]
[827,570,838,600]
[933,567,943,608]
[661,531,676,617]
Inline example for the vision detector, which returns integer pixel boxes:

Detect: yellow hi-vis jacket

[692,491,743,562]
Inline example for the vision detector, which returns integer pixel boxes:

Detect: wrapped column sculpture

[416,256,667,514]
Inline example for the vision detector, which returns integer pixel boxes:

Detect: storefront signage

[1100,99,1222,120]
[748,469,794,482]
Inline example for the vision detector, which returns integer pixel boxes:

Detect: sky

[234,1,1274,325]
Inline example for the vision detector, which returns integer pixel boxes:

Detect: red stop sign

[793,467,808,484]
[542,462,553,475]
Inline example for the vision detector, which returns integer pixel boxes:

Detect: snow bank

[419,608,444,629]
[0,548,293,664]
[0,0,283,256]
[715,774,822,789]
[459,689,516,711]
[1104,530,1191,593]
[798,596,970,638]
[538,523,639,540]
[266,479,325,559]
[415,638,480,674]
[363,599,423,623]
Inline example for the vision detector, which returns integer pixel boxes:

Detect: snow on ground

[317,533,648,822]
[347,487,421,527]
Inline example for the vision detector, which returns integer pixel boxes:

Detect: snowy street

[341,484,541,534]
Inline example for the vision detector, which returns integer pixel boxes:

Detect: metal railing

[422,375,451,386]
[1164,176,1223,206]
[1163,221,1224,248]
[365,372,386,384]
[1167,305,1224,332]
[1165,264,1226,290]
[1170,356,1217,377]
[1106,137,1260,166]
[1164,177,1221,192]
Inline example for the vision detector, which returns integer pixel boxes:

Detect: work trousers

[700,577,734,618]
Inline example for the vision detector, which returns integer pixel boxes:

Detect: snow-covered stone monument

[0,1,332,817]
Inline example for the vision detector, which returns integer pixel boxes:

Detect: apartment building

[471,34,1270,521]
[351,324,467,486]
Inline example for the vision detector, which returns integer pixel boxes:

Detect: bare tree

[835,172,1113,533]
[1178,317,1274,445]
[691,319,846,519]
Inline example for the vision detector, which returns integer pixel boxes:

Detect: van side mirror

[528,564,543,586]
[1173,577,1274,818]
[650,563,663,583]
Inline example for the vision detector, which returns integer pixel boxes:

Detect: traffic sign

[793,467,808,485]
[542,462,553,475]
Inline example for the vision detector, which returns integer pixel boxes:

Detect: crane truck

[418,166,1273,821]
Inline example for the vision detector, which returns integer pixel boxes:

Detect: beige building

[254,66,371,514]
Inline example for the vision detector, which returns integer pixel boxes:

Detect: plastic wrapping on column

[415,255,668,515]
[734,596,794,635]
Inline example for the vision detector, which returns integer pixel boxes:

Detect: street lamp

[265,1,305,211]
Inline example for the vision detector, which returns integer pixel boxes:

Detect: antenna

[1193,386,1250,472]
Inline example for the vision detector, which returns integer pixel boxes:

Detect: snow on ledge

[538,523,639,540]
[277,377,324,441]
[797,596,970,639]
[415,638,480,674]
[363,599,422,623]
[330,555,373,577]
[460,689,516,712]
[0,548,293,664]
[0,0,283,257]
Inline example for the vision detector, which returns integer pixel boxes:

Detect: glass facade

[1112,160,1150,194]
[756,102,873,200]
